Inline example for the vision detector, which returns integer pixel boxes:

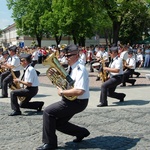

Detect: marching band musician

[121,50,136,86]
[0,50,9,89]
[8,53,44,116]
[0,46,21,98]
[58,49,68,69]
[97,46,126,107]
[36,44,90,150]
[0,47,3,62]
[95,45,109,81]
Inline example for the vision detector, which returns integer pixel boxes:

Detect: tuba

[43,52,77,101]
[9,69,26,102]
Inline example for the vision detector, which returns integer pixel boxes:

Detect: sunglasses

[20,59,25,62]
[65,54,77,58]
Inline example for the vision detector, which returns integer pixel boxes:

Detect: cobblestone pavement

[0,65,150,150]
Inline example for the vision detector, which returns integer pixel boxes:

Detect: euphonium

[10,69,25,102]
[43,52,77,101]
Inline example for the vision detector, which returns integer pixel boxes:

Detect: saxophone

[99,59,108,82]
[43,52,77,101]
[0,62,5,73]
[10,69,26,102]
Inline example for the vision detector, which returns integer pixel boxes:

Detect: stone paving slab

[1,102,150,150]
[0,65,150,150]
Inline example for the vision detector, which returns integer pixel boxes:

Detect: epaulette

[77,65,81,70]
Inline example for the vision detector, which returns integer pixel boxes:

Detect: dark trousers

[122,69,136,85]
[10,87,41,111]
[42,98,89,146]
[100,76,125,105]
[1,70,20,96]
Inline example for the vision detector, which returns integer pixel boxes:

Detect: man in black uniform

[8,53,44,116]
[97,46,126,107]
[36,44,90,150]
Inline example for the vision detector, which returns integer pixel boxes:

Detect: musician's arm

[57,87,84,97]
[104,67,120,73]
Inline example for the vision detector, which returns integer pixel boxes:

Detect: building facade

[0,23,106,48]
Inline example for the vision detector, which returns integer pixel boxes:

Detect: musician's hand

[57,86,63,96]
[103,67,108,71]
[13,78,20,83]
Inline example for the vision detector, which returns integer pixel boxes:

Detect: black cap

[99,45,105,48]
[20,53,32,59]
[0,47,3,52]
[9,46,17,52]
[63,44,78,53]
[109,47,118,52]
[128,50,134,54]
[2,50,9,55]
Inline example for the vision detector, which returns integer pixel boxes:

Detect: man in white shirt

[0,46,21,98]
[36,44,90,150]
[97,46,126,107]
[31,47,40,76]
[8,53,44,116]
[121,50,136,86]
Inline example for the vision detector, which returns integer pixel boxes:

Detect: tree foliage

[7,0,52,47]
[6,0,150,46]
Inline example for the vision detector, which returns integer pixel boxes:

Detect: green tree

[0,29,2,37]
[119,0,150,44]
[7,0,52,47]
[42,0,100,46]
[100,0,150,45]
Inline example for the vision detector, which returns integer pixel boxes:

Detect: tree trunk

[73,36,77,45]
[36,36,42,47]
[55,35,62,47]
[113,21,121,45]
[79,36,85,46]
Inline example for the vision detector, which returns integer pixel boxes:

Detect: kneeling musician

[8,53,44,116]
[97,46,126,107]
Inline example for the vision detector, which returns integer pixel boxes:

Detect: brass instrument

[99,59,108,82]
[123,59,127,70]
[43,52,77,101]
[0,62,5,73]
[10,69,26,102]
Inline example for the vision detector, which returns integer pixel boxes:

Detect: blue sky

[0,0,14,29]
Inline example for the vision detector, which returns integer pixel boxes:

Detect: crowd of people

[0,43,150,150]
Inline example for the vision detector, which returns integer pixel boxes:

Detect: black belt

[27,86,38,89]
[13,70,20,72]
[62,97,88,102]
[76,99,88,102]
[112,75,123,78]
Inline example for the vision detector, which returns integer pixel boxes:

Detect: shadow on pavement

[23,110,43,116]
[63,136,140,149]
[35,94,52,98]
[113,99,150,106]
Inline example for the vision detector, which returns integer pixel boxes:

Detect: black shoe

[120,83,126,87]
[36,143,57,150]
[8,111,22,116]
[97,103,108,107]
[37,102,44,112]
[136,73,140,78]
[96,77,100,81]
[90,70,94,72]
[131,80,136,86]
[0,95,8,98]
[120,94,126,102]
[73,131,90,143]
